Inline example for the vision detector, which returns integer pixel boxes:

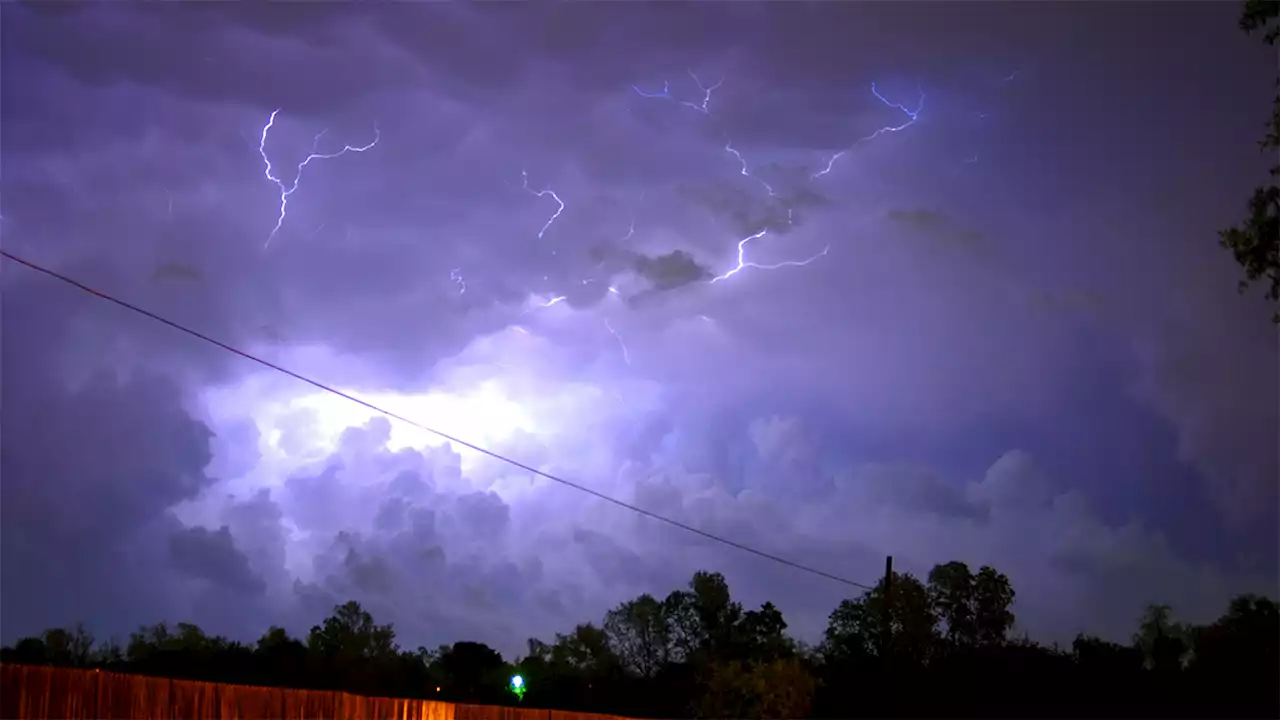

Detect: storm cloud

[2,1,1276,659]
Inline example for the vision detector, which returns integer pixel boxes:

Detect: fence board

[0,664,627,720]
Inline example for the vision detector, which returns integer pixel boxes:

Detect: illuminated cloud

[2,2,1274,658]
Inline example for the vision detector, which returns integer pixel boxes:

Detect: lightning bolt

[632,70,723,115]
[581,278,621,296]
[450,268,467,295]
[710,228,831,284]
[604,319,631,365]
[520,294,568,317]
[724,138,777,197]
[617,189,645,245]
[679,70,722,114]
[259,109,379,248]
[632,80,672,100]
[521,169,566,241]
[574,192,641,293]
[811,82,925,180]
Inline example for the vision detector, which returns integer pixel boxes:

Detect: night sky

[2,2,1276,658]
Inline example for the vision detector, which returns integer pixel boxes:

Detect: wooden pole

[882,555,894,662]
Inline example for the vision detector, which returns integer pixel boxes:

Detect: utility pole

[882,555,894,663]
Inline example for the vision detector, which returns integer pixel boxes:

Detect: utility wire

[1,250,877,592]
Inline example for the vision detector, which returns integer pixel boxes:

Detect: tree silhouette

[1220,0,1280,321]
[307,600,397,661]
[603,594,670,679]
[1133,603,1192,672]
[824,570,937,668]
[436,641,510,705]
[2,565,1276,718]
[928,561,977,649]
[971,566,1016,647]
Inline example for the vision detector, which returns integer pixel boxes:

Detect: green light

[509,674,526,700]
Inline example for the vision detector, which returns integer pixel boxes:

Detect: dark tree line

[3,560,1276,718]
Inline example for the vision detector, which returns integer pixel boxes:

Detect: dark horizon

[4,560,1278,718]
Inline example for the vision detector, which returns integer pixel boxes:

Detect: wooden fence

[0,664,634,720]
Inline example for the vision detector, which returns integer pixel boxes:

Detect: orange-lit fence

[0,664,633,720]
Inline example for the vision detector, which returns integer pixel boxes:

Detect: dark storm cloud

[168,525,268,596]
[153,261,205,284]
[221,489,289,583]
[5,4,415,117]
[631,250,711,292]
[680,179,830,237]
[1,274,219,639]
[886,208,987,249]
[3,0,1276,662]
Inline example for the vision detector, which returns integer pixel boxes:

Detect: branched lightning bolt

[709,228,831,284]
[709,119,832,284]
[811,82,925,180]
[521,169,566,240]
[632,70,723,115]
[724,138,777,197]
[450,268,467,295]
[604,319,631,365]
[707,142,821,283]
[259,109,379,248]
[678,70,722,114]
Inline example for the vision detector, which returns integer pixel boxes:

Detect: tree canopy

[1220,0,1280,321]
[3,559,1276,719]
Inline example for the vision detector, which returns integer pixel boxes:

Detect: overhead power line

[1,249,876,592]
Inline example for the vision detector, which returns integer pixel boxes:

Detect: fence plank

[1,665,620,720]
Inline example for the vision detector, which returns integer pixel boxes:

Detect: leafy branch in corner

[1219,0,1280,322]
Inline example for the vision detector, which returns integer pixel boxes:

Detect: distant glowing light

[510,674,526,700]
[238,380,536,471]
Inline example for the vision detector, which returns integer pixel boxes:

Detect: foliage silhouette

[1220,0,1280,321]
[3,559,1276,719]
